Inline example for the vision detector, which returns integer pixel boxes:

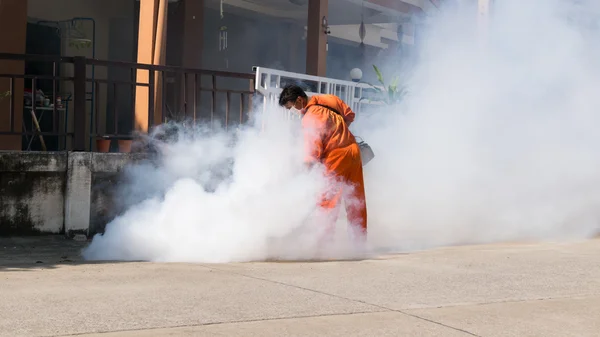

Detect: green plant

[369,65,407,105]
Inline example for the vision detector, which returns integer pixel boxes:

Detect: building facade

[0,0,438,151]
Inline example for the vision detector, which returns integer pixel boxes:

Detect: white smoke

[84,0,600,263]
[83,115,365,263]
[358,0,600,251]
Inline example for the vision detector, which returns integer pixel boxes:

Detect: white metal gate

[253,67,383,125]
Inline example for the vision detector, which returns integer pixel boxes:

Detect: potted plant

[369,65,408,105]
[96,135,111,153]
[117,137,132,153]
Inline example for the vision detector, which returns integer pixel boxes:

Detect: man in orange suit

[278,84,367,243]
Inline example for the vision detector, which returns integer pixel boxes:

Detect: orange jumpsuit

[301,94,367,241]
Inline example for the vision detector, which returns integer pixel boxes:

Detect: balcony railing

[0,53,256,151]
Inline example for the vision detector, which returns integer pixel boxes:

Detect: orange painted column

[134,0,168,133]
[306,0,328,76]
[0,0,27,150]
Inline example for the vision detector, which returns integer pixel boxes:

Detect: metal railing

[253,66,385,122]
[0,53,256,151]
[1,54,389,152]
[0,53,75,151]
[87,58,256,137]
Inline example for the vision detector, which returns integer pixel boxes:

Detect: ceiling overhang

[205,0,440,21]
[204,0,434,49]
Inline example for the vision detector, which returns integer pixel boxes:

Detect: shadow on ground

[0,236,134,271]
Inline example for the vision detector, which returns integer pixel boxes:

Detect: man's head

[278,84,308,112]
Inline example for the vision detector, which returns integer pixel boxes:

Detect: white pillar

[64,152,92,238]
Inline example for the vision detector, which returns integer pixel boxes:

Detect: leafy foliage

[369,65,407,105]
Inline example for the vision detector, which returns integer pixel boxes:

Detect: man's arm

[336,96,356,125]
[301,111,325,165]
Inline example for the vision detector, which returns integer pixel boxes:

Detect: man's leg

[344,162,367,244]
[318,185,343,245]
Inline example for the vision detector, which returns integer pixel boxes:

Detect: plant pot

[118,139,132,153]
[96,138,111,153]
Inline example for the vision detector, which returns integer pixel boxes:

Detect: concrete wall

[0,151,147,237]
[0,152,66,235]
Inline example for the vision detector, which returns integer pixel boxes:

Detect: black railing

[0,53,75,151]
[0,53,256,151]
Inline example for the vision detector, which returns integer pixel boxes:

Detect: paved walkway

[1,237,599,337]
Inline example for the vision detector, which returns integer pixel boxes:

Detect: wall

[327,40,369,82]
[0,152,66,235]
[0,150,148,237]
[202,7,306,74]
[162,6,307,125]
[27,0,137,149]
[105,9,138,135]
[199,4,404,84]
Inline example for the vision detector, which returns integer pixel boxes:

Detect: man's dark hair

[278,84,308,107]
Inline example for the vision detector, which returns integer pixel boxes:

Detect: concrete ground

[1,237,599,337]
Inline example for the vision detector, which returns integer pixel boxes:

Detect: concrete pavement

[1,237,599,337]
